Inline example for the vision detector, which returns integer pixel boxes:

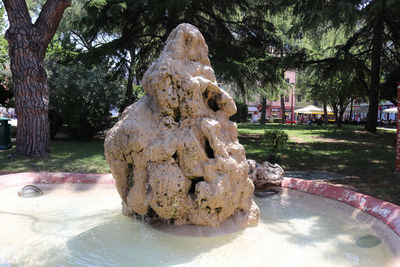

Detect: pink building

[266,70,296,121]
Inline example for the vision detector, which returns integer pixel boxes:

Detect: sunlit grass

[0,139,110,174]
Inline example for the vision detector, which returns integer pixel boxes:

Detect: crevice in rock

[139,207,169,225]
[147,206,160,219]
[172,151,181,169]
[202,90,220,112]
[204,139,215,158]
[207,96,219,112]
[127,163,134,188]
[173,108,181,122]
[189,177,204,195]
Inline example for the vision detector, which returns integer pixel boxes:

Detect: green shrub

[264,129,289,163]
[47,62,124,139]
[273,118,282,123]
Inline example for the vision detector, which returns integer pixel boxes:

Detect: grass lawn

[0,139,110,174]
[0,123,399,205]
[238,123,399,205]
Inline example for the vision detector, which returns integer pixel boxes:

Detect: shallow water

[0,186,398,267]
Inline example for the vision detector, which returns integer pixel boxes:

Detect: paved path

[284,170,346,180]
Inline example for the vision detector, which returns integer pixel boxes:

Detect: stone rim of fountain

[1,171,400,238]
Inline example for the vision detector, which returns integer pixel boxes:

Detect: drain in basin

[355,235,381,248]
[18,185,43,198]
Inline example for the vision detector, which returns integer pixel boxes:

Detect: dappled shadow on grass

[302,128,395,148]
[283,142,394,173]
[238,123,395,177]
[239,130,399,205]
[240,134,395,177]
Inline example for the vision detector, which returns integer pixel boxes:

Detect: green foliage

[229,100,248,123]
[296,27,365,127]
[264,129,289,162]
[280,0,400,132]
[0,4,6,31]
[273,118,282,123]
[47,62,124,139]
[76,0,303,100]
[0,5,12,108]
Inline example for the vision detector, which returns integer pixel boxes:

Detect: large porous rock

[105,23,259,227]
[247,159,284,188]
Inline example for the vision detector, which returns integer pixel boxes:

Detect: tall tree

[76,0,288,112]
[279,0,400,132]
[2,0,70,157]
[297,28,366,127]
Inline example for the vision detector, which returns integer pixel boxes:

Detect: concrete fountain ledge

[0,172,114,189]
[1,172,400,236]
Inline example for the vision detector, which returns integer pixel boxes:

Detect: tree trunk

[120,64,134,114]
[338,106,346,128]
[260,98,266,124]
[280,94,285,124]
[332,103,342,127]
[6,28,51,156]
[349,99,354,123]
[280,49,285,125]
[323,102,328,123]
[365,4,385,133]
[3,0,71,157]
[120,49,135,114]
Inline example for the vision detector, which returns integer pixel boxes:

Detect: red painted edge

[282,177,400,237]
[1,173,399,237]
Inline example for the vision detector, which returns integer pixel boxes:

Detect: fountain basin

[0,172,399,266]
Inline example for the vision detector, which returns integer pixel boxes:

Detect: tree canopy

[2,0,400,152]
[279,0,400,132]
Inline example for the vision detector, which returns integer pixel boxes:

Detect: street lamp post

[291,84,294,125]
[396,82,400,173]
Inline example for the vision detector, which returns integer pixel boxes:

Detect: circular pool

[0,173,399,266]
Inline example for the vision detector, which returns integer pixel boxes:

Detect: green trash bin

[0,117,11,150]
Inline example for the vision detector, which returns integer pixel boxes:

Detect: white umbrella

[294,105,323,114]
[382,107,397,113]
[248,106,258,112]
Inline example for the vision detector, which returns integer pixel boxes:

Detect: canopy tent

[248,106,259,112]
[313,107,334,115]
[353,105,369,113]
[294,105,322,114]
[382,107,397,113]
[294,105,334,115]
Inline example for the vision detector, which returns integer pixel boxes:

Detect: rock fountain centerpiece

[105,23,259,227]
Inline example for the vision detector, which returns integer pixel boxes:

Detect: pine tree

[2,0,70,157]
